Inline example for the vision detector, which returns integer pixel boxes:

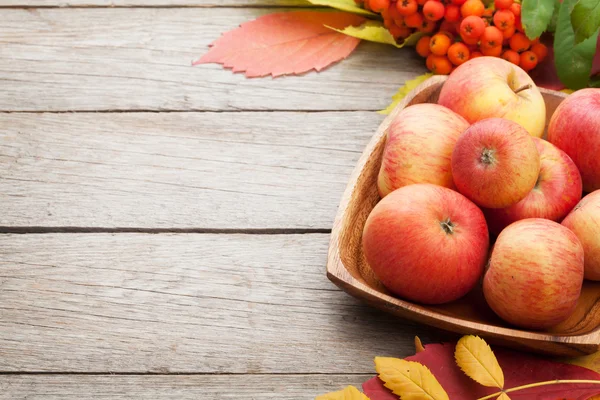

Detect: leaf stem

[476,379,600,400]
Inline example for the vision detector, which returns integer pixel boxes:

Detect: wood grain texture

[0,0,309,6]
[0,233,445,373]
[0,111,380,230]
[0,8,424,112]
[0,374,372,399]
[326,76,600,357]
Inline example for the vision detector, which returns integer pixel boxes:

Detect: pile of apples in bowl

[327,56,600,355]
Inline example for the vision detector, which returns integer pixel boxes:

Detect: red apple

[377,103,469,197]
[483,218,584,329]
[438,57,546,137]
[483,138,582,235]
[451,118,540,208]
[362,183,489,304]
[548,89,600,192]
[562,190,600,280]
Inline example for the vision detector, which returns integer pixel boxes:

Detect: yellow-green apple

[562,191,600,280]
[438,57,546,138]
[377,103,469,197]
[483,138,582,235]
[483,218,584,329]
[451,118,540,208]
[548,89,600,192]
[362,183,489,304]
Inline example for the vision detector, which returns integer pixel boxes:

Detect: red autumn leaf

[363,342,600,400]
[194,11,366,78]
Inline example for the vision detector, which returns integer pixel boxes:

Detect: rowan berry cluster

[355,0,548,74]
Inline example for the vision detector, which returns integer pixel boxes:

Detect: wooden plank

[0,0,310,6]
[0,374,373,400]
[0,8,424,112]
[0,233,445,373]
[0,111,380,230]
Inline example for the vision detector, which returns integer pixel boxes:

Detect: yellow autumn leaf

[455,335,505,389]
[379,73,433,115]
[414,336,425,353]
[327,21,422,49]
[561,89,574,94]
[316,385,370,400]
[307,0,378,16]
[375,357,449,400]
[496,393,511,400]
[561,351,600,374]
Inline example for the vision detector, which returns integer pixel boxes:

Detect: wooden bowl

[327,74,600,357]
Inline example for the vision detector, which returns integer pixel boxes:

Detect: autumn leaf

[415,336,425,353]
[455,335,504,389]
[496,393,511,400]
[374,357,449,400]
[307,0,378,17]
[194,11,366,78]
[379,73,433,115]
[328,21,422,48]
[316,385,370,400]
[362,377,398,400]
[405,342,600,399]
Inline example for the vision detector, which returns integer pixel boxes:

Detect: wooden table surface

[0,2,447,398]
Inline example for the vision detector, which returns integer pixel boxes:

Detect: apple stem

[514,84,532,94]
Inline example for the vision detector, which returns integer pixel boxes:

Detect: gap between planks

[0,227,331,234]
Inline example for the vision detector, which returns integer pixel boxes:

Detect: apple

[562,190,600,281]
[483,218,584,329]
[547,88,600,192]
[451,118,540,208]
[483,138,582,235]
[377,103,469,197]
[362,183,489,304]
[438,57,546,138]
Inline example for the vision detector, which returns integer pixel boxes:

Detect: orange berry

[439,20,458,35]
[396,0,418,16]
[502,49,520,65]
[519,50,538,71]
[493,9,515,30]
[388,3,403,23]
[417,0,427,5]
[452,0,467,5]
[515,15,523,32]
[502,25,516,39]
[370,0,391,12]
[531,42,548,62]
[416,35,432,57]
[480,26,503,49]
[510,3,521,16]
[429,32,452,55]
[427,54,453,74]
[419,19,437,32]
[481,44,502,56]
[483,9,494,18]
[423,0,445,20]
[447,42,471,65]
[461,0,485,17]
[445,4,461,22]
[510,32,531,52]
[470,51,484,58]
[494,0,513,9]
[404,12,423,28]
[460,15,486,40]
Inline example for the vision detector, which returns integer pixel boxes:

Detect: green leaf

[590,76,600,87]
[554,0,600,89]
[379,73,433,114]
[571,0,600,44]
[547,0,561,32]
[328,20,422,48]
[307,0,378,17]
[522,0,556,39]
